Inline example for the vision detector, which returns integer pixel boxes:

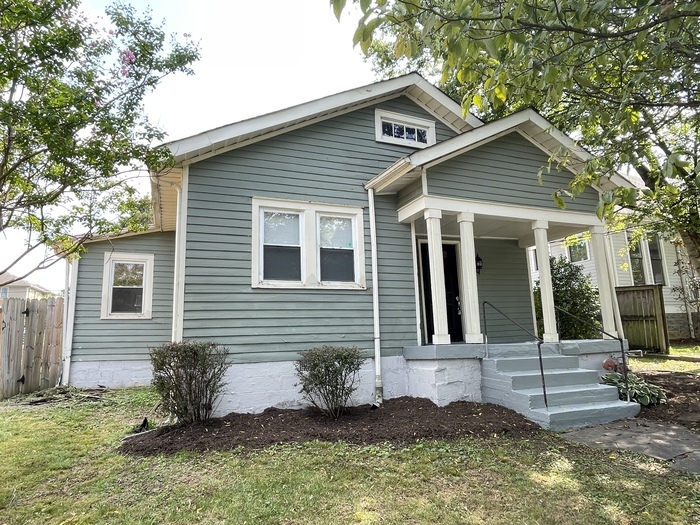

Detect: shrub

[533,256,601,339]
[150,341,231,423]
[294,345,366,420]
[601,372,667,406]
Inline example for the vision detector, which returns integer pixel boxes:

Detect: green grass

[1,387,698,525]
[668,344,700,358]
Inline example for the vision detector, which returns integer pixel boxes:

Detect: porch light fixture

[475,253,484,275]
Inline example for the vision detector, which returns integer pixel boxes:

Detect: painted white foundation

[70,360,153,388]
[405,359,482,405]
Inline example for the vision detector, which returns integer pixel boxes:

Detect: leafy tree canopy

[331,0,700,269]
[0,0,199,283]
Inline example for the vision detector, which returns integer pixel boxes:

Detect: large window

[375,109,436,149]
[628,235,666,286]
[252,197,366,289]
[101,252,154,319]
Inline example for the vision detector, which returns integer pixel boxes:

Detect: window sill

[100,313,153,320]
[252,281,367,291]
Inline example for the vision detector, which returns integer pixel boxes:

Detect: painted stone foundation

[560,339,629,377]
[69,360,153,388]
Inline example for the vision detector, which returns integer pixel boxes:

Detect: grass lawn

[1,387,698,525]
[668,344,700,358]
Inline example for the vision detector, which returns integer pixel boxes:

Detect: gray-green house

[62,74,640,429]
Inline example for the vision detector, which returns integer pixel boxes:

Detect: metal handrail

[482,301,549,409]
[553,305,631,402]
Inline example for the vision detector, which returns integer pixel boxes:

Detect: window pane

[651,259,665,285]
[319,216,353,249]
[648,236,662,259]
[405,126,416,141]
[381,121,393,137]
[264,212,299,245]
[264,245,301,280]
[111,287,143,313]
[393,123,404,139]
[417,129,428,143]
[113,262,144,287]
[568,242,588,263]
[320,248,355,282]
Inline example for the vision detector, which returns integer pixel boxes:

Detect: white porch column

[590,226,619,337]
[425,209,451,344]
[457,212,483,343]
[533,220,559,342]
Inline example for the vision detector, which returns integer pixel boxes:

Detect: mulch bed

[115,371,698,456]
[119,398,541,456]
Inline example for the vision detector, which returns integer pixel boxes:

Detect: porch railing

[482,301,549,409]
[553,305,631,402]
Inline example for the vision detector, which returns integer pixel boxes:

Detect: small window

[101,252,154,319]
[648,236,665,285]
[0,287,8,298]
[629,243,645,285]
[252,197,366,289]
[568,241,589,263]
[375,109,436,148]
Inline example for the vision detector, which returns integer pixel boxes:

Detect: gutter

[367,188,383,405]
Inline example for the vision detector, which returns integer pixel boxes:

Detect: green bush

[150,341,231,423]
[533,256,601,339]
[601,372,667,406]
[294,345,366,420]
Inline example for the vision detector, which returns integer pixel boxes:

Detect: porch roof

[364,108,636,195]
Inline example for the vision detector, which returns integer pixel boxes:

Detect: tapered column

[458,212,483,343]
[533,220,559,342]
[590,226,618,337]
[425,209,450,344]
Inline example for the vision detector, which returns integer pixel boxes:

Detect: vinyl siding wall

[427,132,600,213]
[183,97,450,362]
[71,232,175,361]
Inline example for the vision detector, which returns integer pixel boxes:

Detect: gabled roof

[162,73,483,167]
[0,272,53,293]
[365,108,635,194]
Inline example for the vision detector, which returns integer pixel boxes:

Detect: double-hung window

[252,197,365,289]
[101,252,154,319]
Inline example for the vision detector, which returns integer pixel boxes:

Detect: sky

[0,0,377,291]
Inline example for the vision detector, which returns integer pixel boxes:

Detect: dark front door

[420,243,464,343]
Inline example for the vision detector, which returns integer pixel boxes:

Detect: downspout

[150,168,187,342]
[60,259,79,386]
[367,188,383,405]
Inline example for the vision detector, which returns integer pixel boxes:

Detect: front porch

[401,340,639,430]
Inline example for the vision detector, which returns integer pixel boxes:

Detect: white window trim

[567,240,590,263]
[251,196,366,290]
[375,109,436,149]
[101,252,155,319]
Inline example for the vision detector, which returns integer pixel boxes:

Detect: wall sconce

[475,253,484,275]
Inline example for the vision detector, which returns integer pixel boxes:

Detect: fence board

[615,285,668,353]
[1,297,64,400]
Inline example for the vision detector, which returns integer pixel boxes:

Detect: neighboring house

[62,74,641,430]
[0,273,54,300]
[530,232,694,340]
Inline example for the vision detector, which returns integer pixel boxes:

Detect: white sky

[0,0,376,291]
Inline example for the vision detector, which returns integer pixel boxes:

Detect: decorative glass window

[568,241,589,263]
[0,287,8,298]
[101,252,154,319]
[252,197,366,289]
[375,109,436,148]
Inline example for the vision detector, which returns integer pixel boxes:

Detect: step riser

[486,345,561,358]
[482,383,620,409]
[510,370,599,390]
[487,356,579,372]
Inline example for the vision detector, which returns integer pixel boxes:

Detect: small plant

[601,372,667,406]
[150,341,231,423]
[294,345,366,420]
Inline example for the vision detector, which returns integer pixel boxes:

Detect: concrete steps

[481,355,640,431]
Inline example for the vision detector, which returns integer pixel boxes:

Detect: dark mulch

[637,371,700,433]
[119,397,541,456]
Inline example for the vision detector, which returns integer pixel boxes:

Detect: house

[61,74,640,430]
[0,273,54,300]
[530,231,695,342]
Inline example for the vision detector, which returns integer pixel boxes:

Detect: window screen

[319,216,354,282]
[263,211,301,280]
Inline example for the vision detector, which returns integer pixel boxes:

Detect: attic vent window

[375,109,435,148]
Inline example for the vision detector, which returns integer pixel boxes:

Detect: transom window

[375,109,436,148]
[252,197,366,289]
[101,252,154,319]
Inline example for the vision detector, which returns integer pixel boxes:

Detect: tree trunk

[679,230,700,276]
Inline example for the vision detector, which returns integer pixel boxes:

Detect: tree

[0,0,199,284]
[331,0,700,270]
[533,256,601,339]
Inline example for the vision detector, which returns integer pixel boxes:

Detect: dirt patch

[637,371,700,433]
[119,397,541,456]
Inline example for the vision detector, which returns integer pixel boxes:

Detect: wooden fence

[615,285,669,353]
[0,297,64,400]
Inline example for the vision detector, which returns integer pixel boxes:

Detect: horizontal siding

[183,98,445,363]
[397,178,423,209]
[476,239,535,343]
[72,232,175,361]
[427,132,600,213]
